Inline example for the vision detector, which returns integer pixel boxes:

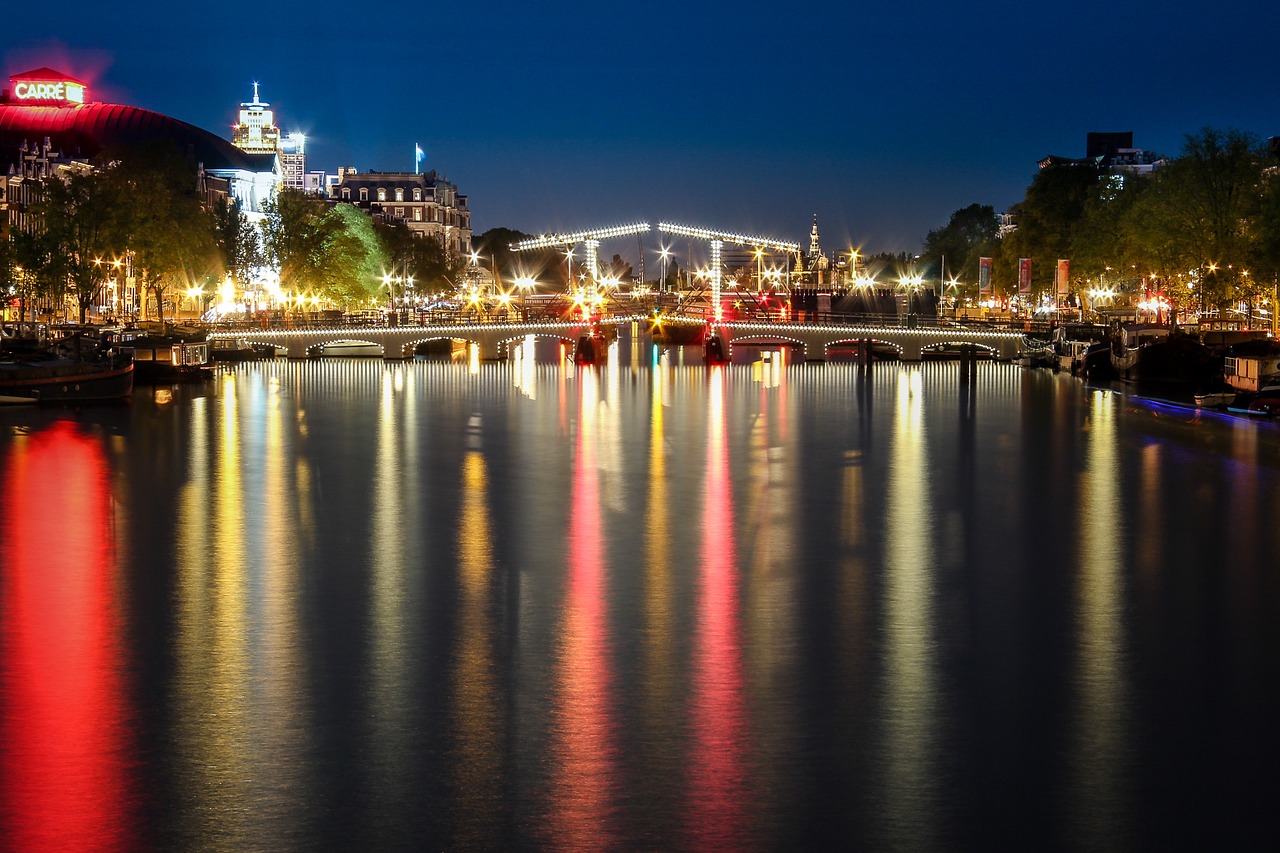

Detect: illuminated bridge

[209,316,1030,362]
[207,319,598,360]
[711,319,1027,361]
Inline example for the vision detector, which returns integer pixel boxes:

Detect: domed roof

[0,101,276,173]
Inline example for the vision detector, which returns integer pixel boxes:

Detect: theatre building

[0,66,279,228]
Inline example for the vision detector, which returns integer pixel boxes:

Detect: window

[395,188,404,202]
[359,188,368,201]
[413,188,422,201]
[396,207,404,217]
[414,208,422,221]
[377,188,387,201]
[342,188,350,199]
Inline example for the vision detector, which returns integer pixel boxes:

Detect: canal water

[2,358,1278,851]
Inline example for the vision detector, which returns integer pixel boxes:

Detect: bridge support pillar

[900,340,923,362]
[959,344,977,384]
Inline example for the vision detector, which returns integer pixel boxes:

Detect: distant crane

[657,223,799,320]
[511,222,651,286]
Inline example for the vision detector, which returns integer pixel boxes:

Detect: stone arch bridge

[208,317,1030,362]
[208,320,596,360]
[713,320,1028,361]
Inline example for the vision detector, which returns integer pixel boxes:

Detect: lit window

[377,188,386,201]
[395,188,404,202]
[413,188,422,201]
[414,208,422,221]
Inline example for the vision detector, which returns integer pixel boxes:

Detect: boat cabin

[1224,353,1280,393]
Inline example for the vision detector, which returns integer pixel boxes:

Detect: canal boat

[108,325,212,381]
[1110,324,1171,377]
[1194,391,1234,408]
[0,350,134,404]
[1053,323,1109,373]
[209,338,282,362]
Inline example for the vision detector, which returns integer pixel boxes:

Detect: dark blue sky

[8,1,1280,254]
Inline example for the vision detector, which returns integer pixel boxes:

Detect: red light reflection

[687,367,751,845]
[0,421,135,852]
[546,371,618,846]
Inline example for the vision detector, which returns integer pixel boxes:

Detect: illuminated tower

[231,82,280,155]
[280,132,306,191]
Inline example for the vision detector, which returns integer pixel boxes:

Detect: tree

[1001,161,1105,298]
[211,197,262,292]
[1132,128,1264,312]
[7,228,66,326]
[920,203,999,285]
[375,220,463,296]
[602,253,633,284]
[39,169,119,323]
[105,142,218,324]
[263,189,387,307]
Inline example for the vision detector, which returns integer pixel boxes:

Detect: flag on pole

[979,257,992,294]
[415,143,424,174]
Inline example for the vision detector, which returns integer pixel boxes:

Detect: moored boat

[0,350,133,404]
[1053,323,1109,373]
[108,325,212,381]
[1194,391,1234,408]
[209,337,282,362]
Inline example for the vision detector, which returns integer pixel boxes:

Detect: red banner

[979,258,992,295]
[1056,259,1070,297]
[1018,258,1032,295]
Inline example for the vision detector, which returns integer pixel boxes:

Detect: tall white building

[231,83,280,155]
[280,132,306,191]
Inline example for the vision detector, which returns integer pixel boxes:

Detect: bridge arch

[307,337,385,358]
[725,333,809,361]
[824,337,905,361]
[920,340,999,358]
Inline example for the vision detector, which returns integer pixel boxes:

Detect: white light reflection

[881,367,940,850]
[364,365,417,832]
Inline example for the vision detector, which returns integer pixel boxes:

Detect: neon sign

[10,74,86,105]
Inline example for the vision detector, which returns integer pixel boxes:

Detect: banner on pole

[979,257,992,295]
[1056,259,1070,297]
[1018,258,1032,295]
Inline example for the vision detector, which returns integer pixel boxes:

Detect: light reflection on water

[2,361,1280,850]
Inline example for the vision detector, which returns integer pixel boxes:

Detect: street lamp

[659,245,671,294]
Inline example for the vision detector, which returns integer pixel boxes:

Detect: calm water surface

[2,358,1279,851]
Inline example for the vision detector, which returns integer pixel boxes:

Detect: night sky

[7,1,1279,254]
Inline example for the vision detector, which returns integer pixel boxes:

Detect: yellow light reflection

[1070,390,1131,846]
[173,378,252,842]
[449,451,502,847]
